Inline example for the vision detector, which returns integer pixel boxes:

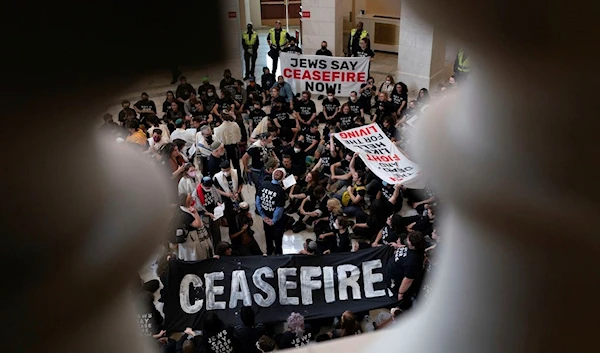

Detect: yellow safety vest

[350,28,369,46]
[243,31,258,46]
[456,49,471,73]
[269,28,288,47]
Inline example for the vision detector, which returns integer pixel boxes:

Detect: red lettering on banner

[332,71,341,81]
[357,72,366,82]
[293,70,301,79]
[338,125,377,139]
[302,70,311,80]
[283,68,292,78]
[347,72,356,81]
[322,71,331,81]
[365,154,402,162]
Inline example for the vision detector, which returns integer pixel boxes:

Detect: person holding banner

[385,231,426,308]
[266,20,292,75]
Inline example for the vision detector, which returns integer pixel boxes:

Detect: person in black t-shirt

[203,87,218,114]
[318,88,341,124]
[354,38,375,59]
[211,89,236,120]
[321,216,353,254]
[134,92,157,121]
[256,168,287,255]
[118,99,137,125]
[315,41,333,100]
[175,75,196,103]
[261,67,275,104]
[311,135,340,183]
[270,97,299,143]
[336,103,355,131]
[228,202,263,256]
[202,312,236,353]
[359,77,376,117]
[386,231,426,309]
[232,80,247,113]
[347,91,365,122]
[278,312,312,349]
[233,307,266,353]
[315,40,333,57]
[390,82,408,116]
[294,91,317,127]
[372,213,407,247]
[381,115,398,141]
[220,69,237,96]
[162,90,179,117]
[298,123,320,156]
[198,76,217,100]
[373,92,395,125]
[282,37,302,54]
[246,77,265,104]
[248,101,267,133]
[377,180,403,213]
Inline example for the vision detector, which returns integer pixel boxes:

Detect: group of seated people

[104,69,461,352]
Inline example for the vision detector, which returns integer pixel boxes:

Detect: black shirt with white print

[279,324,313,349]
[300,128,320,150]
[322,97,341,116]
[249,109,267,128]
[380,224,399,245]
[259,180,285,219]
[347,99,363,117]
[386,247,424,289]
[354,48,375,58]
[319,151,340,176]
[295,99,317,121]
[270,105,295,129]
[390,91,407,112]
[205,328,236,353]
[337,113,355,130]
[134,99,157,118]
[246,143,273,170]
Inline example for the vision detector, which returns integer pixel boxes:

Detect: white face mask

[294,148,301,153]
[208,92,214,97]
[386,80,391,84]
[328,96,334,100]
[350,97,357,102]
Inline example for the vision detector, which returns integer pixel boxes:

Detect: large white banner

[279,53,370,96]
[334,124,425,188]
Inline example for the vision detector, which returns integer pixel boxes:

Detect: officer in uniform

[242,22,259,80]
[454,48,471,82]
[348,21,369,57]
[267,20,292,75]
[256,167,287,255]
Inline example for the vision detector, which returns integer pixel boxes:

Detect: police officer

[242,22,259,80]
[454,48,471,82]
[256,167,287,255]
[267,20,292,75]
[348,21,369,57]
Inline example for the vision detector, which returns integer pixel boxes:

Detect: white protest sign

[279,53,370,96]
[334,124,424,188]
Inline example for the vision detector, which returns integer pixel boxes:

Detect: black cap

[202,177,213,187]
[220,160,231,169]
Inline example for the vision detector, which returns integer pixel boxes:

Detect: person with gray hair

[278,312,312,349]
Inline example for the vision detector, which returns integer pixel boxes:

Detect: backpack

[341,186,366,207]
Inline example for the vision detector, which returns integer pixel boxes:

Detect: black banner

[163,247,396,331]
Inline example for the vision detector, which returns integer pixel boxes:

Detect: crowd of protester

[103,49,464,351]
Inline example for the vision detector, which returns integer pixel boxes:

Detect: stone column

[219,0,244,78]
[397,0,446,94]
[301,0,345,56]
